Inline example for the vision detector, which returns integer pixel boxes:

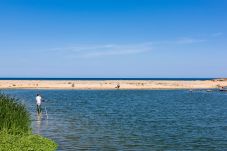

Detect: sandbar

[0,79,227,90]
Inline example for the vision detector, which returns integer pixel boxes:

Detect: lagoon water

[3,89,227,150]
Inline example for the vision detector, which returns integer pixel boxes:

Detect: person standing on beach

[36,94,42,113]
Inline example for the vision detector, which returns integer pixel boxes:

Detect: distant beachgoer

[36,94,42,113]
[115,83,120,89]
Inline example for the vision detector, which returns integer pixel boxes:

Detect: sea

[0,78,214,81]
[3,88,227,150]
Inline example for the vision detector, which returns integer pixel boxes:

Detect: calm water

[0,78,213,80]
[3,89,227,150]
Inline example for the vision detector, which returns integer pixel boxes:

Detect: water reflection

[34,111,48,134]
[36,112,42,134]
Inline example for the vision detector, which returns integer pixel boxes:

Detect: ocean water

[3,89,227,150]
[0,78,213,81]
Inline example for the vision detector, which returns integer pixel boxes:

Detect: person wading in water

[36,94,42,114]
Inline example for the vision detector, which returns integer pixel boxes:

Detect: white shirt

[36,96,42,105]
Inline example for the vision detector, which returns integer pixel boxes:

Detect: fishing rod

[44,106,48,120]
[42,99,48,120]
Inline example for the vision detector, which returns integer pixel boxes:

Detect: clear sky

[0,0,226,78]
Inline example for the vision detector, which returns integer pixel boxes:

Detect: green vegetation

[0,94,30,134]
[0,93,57,151]
[0,131,57,151]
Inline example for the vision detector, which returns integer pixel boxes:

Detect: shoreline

[0,80,227,90]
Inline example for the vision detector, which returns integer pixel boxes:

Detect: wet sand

[0,80,227,90]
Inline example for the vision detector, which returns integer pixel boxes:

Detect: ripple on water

[3,89,227,151]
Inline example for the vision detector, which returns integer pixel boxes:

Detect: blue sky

[0,0,226,78]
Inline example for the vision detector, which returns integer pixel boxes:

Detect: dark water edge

[2,89,227,151]
[0,78,214,81]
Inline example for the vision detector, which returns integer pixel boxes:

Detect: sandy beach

[0,79,227,90]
